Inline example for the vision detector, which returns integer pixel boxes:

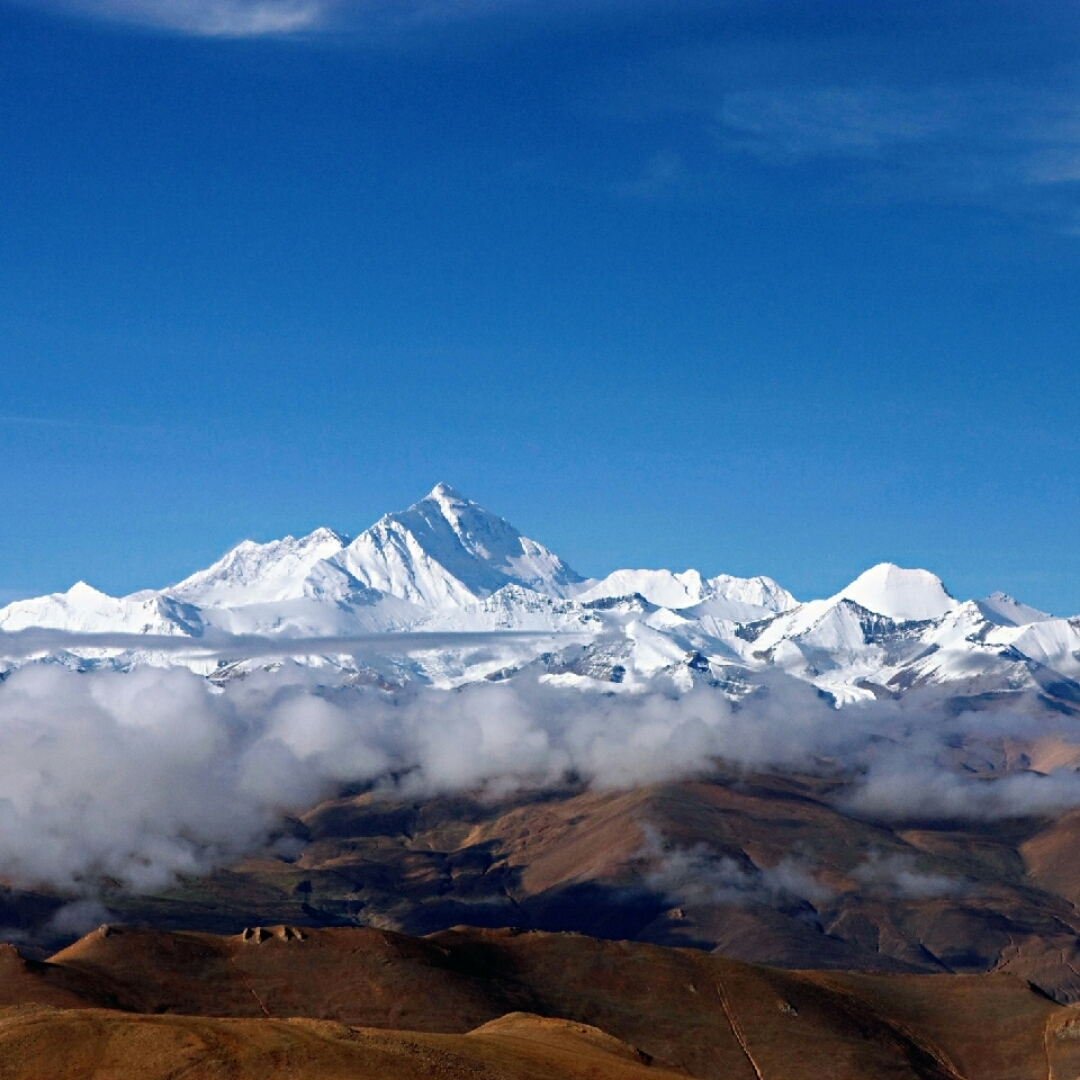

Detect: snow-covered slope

[338,484,582,608]
[0,582,202,636]
[975,592,1053,627]
[834,563,958,622]
[577,568,795,621]
[0,487,1076,707]
[166,528,424,636]
[170,528,350,607]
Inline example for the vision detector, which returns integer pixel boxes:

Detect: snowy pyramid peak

[339,484,584,605]
[66,580,110,599]
[428,481,467,503]
[834,563,958,622]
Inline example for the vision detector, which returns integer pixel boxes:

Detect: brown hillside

[2,924,1076,1080]
[0,1007,690,1080]
[12,771,1080,1000]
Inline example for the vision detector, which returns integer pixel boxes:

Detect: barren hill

[42,772,1080,1003]
[2,924,1078,1079]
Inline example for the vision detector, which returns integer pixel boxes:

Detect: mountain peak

[305,526,349,545]
[835,562,958,622]
[67,581,109,599]
[975,591,1052,627]
[167,527,348,607]
[343,485,583,604]
[426,482,467,504]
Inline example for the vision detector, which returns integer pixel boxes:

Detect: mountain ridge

[0,484,1076,707]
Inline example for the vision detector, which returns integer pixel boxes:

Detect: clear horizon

[2,0,1078,613]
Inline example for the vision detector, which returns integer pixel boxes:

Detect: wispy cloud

[617,149,688,199]
[35,0,328,36]
[721,86,959,159]
[23,0,581,37]
[642,832,968,915]
[641,827,835,909]
[720,84,1080,195]
[850,851,968,900]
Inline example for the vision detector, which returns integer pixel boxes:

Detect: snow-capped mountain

[340,482,583,605]
[156,483,584,636]
[170,527,351,609]
[1,484,1078,708]
[833,563,958,622]
[0,581,203,636]
[575,568,796,622]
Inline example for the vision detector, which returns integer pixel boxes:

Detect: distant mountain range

[2,482,1078,707]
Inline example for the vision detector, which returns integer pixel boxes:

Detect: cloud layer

[0,660,1079,898]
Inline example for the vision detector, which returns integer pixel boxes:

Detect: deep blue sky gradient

[1,0,1079,610]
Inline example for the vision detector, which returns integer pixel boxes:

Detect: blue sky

[1,0,1079,611]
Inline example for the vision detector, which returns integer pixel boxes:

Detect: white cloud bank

[0,662,1078,896]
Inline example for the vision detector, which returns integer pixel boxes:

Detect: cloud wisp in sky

[29,0,329,35]
[21,0,586,36]
[720,86,959,160]
[720,84,1080,197]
